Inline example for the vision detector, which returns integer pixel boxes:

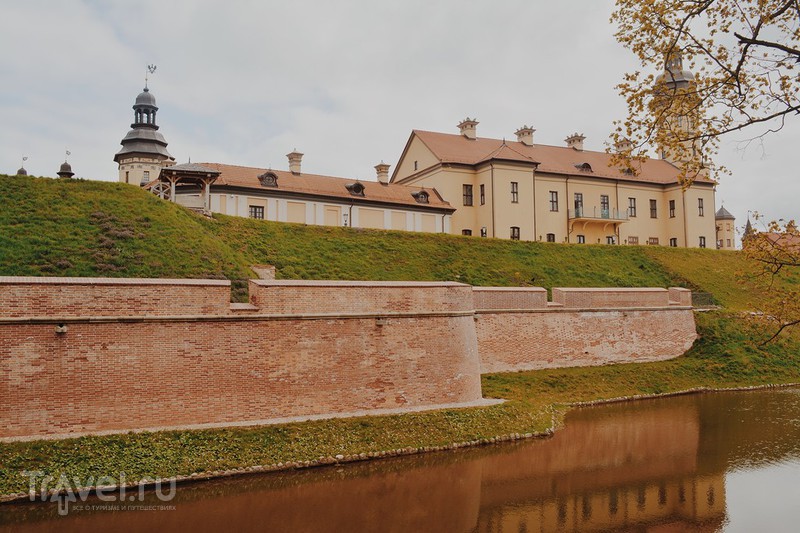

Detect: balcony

[569,207,629,222]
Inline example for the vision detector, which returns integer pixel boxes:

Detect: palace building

[151,156,454,233]
[390,124,717,247]
[113,85,454,233]
[114,54,730,245]
[390,56,720,248]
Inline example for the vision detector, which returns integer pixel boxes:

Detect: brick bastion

[474,286,697,373]
[0,278,696,441]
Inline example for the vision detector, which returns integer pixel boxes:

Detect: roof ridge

[205,161,436,191]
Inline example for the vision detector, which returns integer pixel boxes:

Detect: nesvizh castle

[113,55,736,250]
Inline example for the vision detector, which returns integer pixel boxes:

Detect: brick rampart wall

[472,287,548,310]
[0,277,231,318]
[0,279,697,440]
[0,279,481,441]
[476,287,696,373]
[552,287,672,308]
[249,280,469,315]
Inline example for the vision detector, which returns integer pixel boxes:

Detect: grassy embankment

[1,175,799,496]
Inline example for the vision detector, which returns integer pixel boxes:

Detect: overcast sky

[2,0,797,238]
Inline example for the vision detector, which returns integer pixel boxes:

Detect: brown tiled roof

[198,162,453,211]
[410,130,714,185]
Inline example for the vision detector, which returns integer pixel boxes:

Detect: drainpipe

[532,167,537,240]
[490,163,496,238]
[565,176,570,243]
[348,202,354,227]
[615,180,620,244]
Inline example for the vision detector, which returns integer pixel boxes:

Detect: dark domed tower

[114,85,174,185]
[57,161,74,179]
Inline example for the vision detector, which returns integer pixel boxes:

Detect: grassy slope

[0,175,252,280]
[2,175,800,496]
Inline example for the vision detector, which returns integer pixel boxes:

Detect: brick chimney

[565,133,586,151]
[515,125,535,146]
[458,118,479,140]
[287,150,303,175]
[375,161,390,184]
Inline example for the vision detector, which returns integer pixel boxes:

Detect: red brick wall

[476,308,697,373]
[0,279,481,441]
[552,287,671,308]
[249,280,469,315]
[473,287,547,310]
[0,277,231,318]
[0,278,697,440]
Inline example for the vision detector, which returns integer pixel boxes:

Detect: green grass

[2,174,800,497]
[0,175,252,281]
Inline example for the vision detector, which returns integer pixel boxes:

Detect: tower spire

[145,64,156,90]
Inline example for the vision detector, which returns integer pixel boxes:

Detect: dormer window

[346,182,365,197]
[412,190,429,204]
[574,162,593,172]
[258,171,278,188]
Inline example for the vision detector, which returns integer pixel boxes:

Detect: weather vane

[65,149,71,162]
[145,64,157,88]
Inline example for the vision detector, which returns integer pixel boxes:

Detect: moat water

[3,388,800,532]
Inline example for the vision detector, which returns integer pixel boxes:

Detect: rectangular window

[628,197,637,217]
[249,205,264,219]
[510,226,520,240]
[669,199,676,218]
[414,161,418,171]
[511,182,518,203]
[669,237,678,247]
[577,235,585,244]
[699,236,707,248]
[480,184,485,205]
[143,170,150,181]
[698,198,704,216]
[546,233,556,243]
[601,195,610,217]
[461,229,472,236]
[463,184,473,206]
[549,191,559,212]
[650,199,658,218]
[727,238,731,247]
[606,235,616,245]
[628,236,639,245]
[648,237,659,245]
[574,193,583,217]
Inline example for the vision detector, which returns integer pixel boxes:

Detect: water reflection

[3,388,800,532]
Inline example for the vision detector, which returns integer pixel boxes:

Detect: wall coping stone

[553,287,668,293]
[0,276,230,286]
[475,306,693,314]
[473,287,547,292]
[250,280,469,288]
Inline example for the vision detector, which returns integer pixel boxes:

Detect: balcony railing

[569,207,629,222]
